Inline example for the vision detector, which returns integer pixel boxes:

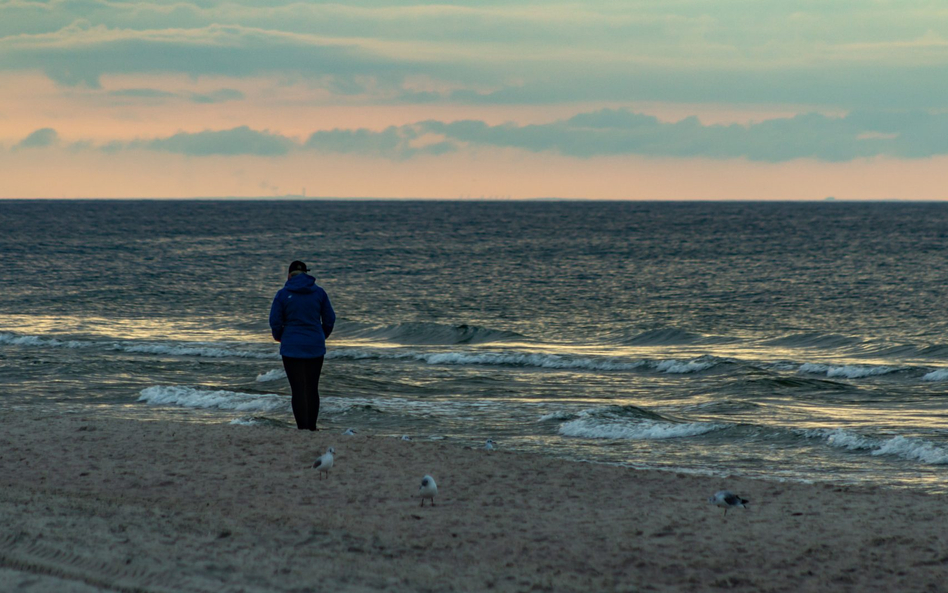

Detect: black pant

[282,356,324,430]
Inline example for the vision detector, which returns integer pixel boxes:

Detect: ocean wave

[255,369,287,382]
[745,375,849,391]
[538,410,578,422]
[338,321,524,345]
[420,351,650,371]
[874,436,948,464]
[116,342,279,359]
[621,328,704,345]
[804,428,948,465]
[559,417,724,440]
[138,386,289,413]
[798,363,898,379]
[602,327,739,346]
[330,348,719,374]
[328,348,647,370]
[917,345,948,358]
[138,382,503,420]
[1,331,282,360]
[0,332,90,349]
[763,333,864,349]
[922,369,948,382]
[553,404,724,440]
[654,359,717,374]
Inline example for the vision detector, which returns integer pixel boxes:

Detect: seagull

[342,428,357,436]
[400,435,412,441]
[708,490,749,516]
[485,438,495,452]
[312,447,335,479]
[418,475,438,507]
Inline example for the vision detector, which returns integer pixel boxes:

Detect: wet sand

[1,410,946,592]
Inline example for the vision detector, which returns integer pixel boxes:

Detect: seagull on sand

[418,475,438,507]
[312,447,335,479]
[708,490,749,516]
[342,428,357,436]
[485,438,495,452]
[400,435,412,441]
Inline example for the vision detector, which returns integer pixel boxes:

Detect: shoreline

[2,410,946,592]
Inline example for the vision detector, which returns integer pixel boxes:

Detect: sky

[1,0,947,200]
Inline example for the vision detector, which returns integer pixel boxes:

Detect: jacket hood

[284,273,318,293]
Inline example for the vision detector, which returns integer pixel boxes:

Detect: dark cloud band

[15,109,948,161]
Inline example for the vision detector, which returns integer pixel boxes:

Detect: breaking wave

[0,332,90,349]
[804,428,948,465]
[138,386,289,413]
[559,417,724,440]
[922,369,948,382]
[553,404,725,440]
[255,369,287,382]
[798,363,899,379]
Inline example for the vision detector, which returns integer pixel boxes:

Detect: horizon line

[0,196,940,203]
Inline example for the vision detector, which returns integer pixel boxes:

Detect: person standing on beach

[269,260,335,431]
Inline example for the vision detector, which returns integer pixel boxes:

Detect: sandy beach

[1,410,946,592]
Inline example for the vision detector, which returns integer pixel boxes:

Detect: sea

[2,199,948,492]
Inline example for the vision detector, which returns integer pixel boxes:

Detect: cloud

[18,109,948,162]
[106,86,244,103]
[0,21,434,89]
[305,109,948,161]
[1,2,948,109]
[15,127,59,149]
[108,88,177,99]
[418,109,948,161]
[189,88,244,103]
[304,125,455,159]
[129,126,295,156]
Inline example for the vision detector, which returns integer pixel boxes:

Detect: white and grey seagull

[485,439,495,452]
[342,428,357,436]
[418,475,438,507]
[708,490,749,516]
[312,447,335,479]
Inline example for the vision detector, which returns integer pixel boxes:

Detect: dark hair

[288,260,308,274]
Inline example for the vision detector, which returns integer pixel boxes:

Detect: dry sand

[1,410,946,592]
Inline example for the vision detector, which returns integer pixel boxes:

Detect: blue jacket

[269,273,335,358]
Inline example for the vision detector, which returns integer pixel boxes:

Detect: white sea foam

[798,363,897,379]
[922,369,948,382]
[229,417,262,426]
[138,386,289,413]
[558,417,723,440]
[653,359,717,374]
[873,436,948,464]
[255,369,287,382]
[804,428,874,451]
[805,428,948,465]
[538,410,577,422]
[0,332,90,349]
